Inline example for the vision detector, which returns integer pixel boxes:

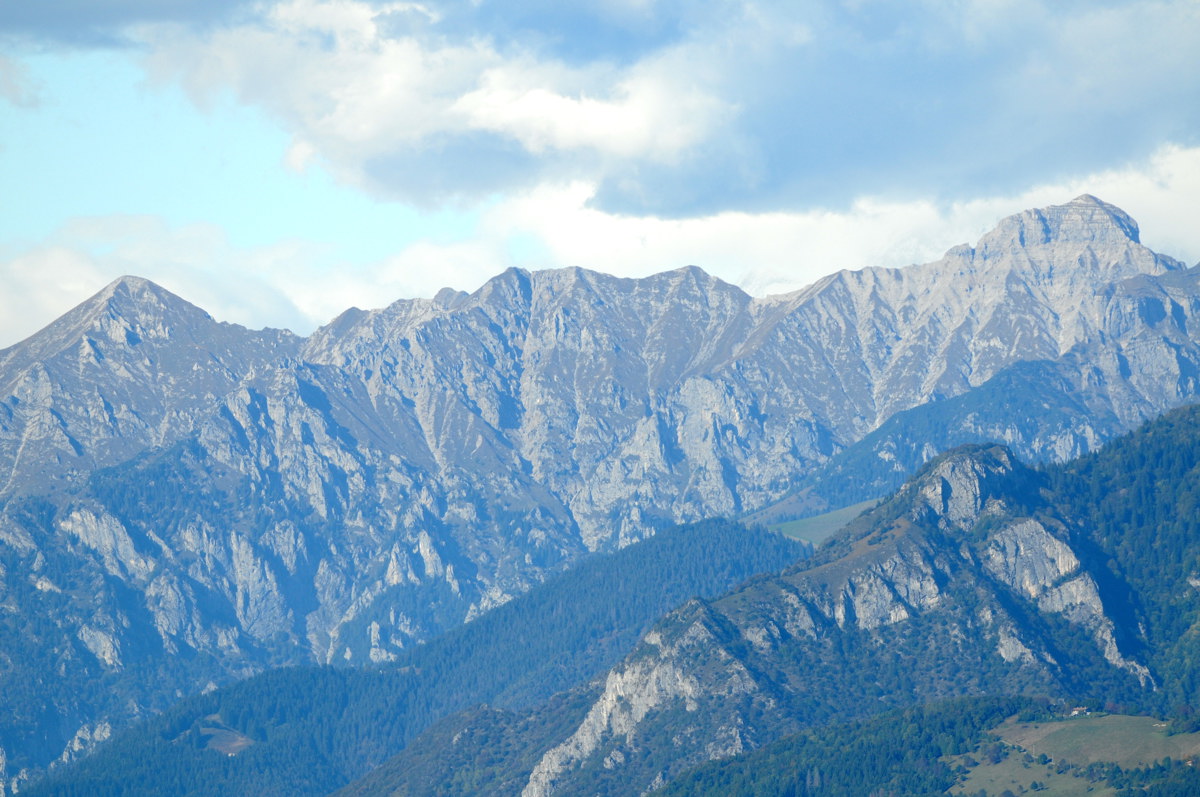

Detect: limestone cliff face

[0,196,1195,784]
[981,518,1151,684]
[0,276,299,496]
[519,446,1154,795]
[522,606,763,797]
[774,252,1200,513]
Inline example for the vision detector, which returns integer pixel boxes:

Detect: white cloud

[476,143,1200,295]
[11,1,1200,214]
[0,245,108,346]
[144,1,492,147]
[452,60,728,161]
[6,1,1198,352]
[124,0,1199,215]
[138,0,733,201]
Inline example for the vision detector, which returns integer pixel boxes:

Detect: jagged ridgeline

[3,194,1200,787]
[23,520,805,796]
[334,404,1200,796]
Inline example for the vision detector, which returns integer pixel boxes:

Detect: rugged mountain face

[0,278,297,504]
[790,260,1200,511]
[22,521,805,797]
[505,444,1153,796]
[1,195,1197,787]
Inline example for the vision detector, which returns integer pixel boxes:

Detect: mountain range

[35,401,1200,796]
[332,402,1200,796]
[2,194,1199,790]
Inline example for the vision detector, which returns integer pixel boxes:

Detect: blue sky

[1,0,1198,346]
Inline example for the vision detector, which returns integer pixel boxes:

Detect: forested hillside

[24,520,804,796]
[660,698,1200,797]
[1047,404,1200,726]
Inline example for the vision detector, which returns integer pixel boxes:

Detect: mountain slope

[0,276,298,492]
[22,520,805,796]
[2,196,1200,785]
[507,444,1152,796]
[757,246,1200,516]
[356,405,1200,796]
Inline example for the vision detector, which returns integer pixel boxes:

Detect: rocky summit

[1,195,1198,787]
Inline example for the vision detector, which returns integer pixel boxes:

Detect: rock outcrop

[518,445,1152,795]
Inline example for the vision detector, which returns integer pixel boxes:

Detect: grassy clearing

[770,499,878,544]
[197,714,255,756]
[950,714,1200,796]
[948,753,1112,796]
[997,714,1200,768]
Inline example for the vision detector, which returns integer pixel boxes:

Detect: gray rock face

[523,611,759,797]
[0,196,1196,782]
[0,277,299,496]
[519,445,1151,795]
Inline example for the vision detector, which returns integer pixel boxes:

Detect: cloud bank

[123,0,1200,214]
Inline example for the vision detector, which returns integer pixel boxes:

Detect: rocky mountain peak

[83,274,203,323]
[90,275,216,338]
[473,266,534,306]
[0,275,215,374]
[99,273,180,301]
[975,194,1145,258]
[906,444,1030,532]
[917,443,1019,480]
[1054,194,1141,243]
